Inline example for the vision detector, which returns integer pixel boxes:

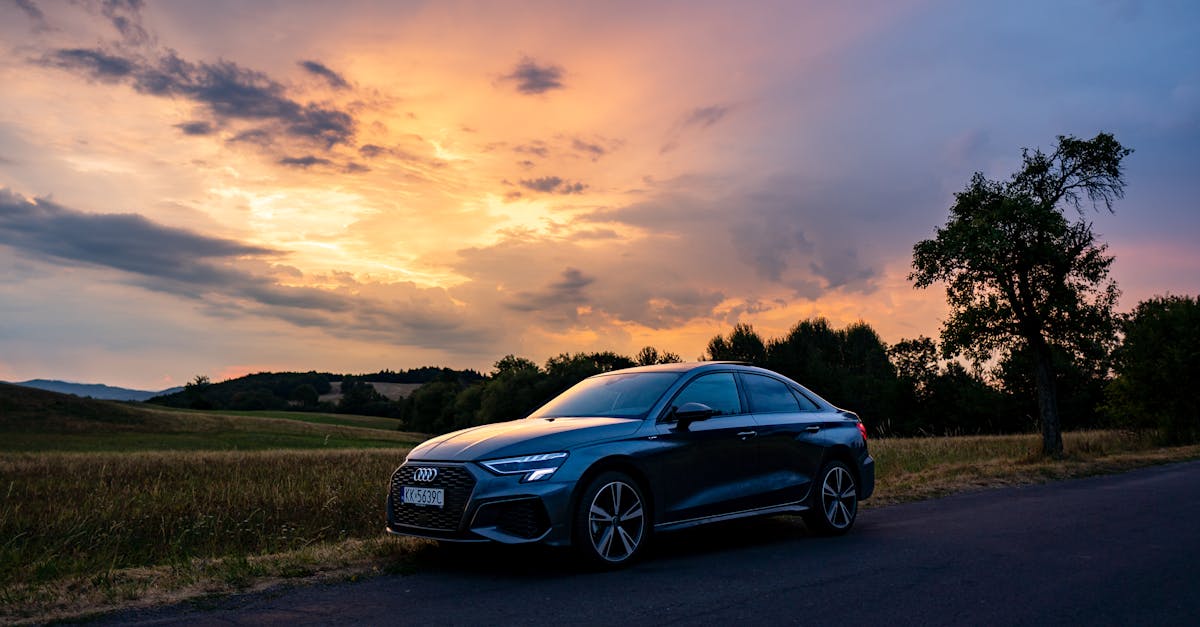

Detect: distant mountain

[11,379,183,402]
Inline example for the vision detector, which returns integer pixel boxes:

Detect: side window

[792,387,821,411]
[743,374,802,413]
[669,373,742,417]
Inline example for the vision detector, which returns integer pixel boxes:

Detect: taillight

[856,422,868,441]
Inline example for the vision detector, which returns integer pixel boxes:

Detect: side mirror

[672,402,716,431]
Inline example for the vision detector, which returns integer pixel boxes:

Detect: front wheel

[573,471,649,567]
[802,460,858,535]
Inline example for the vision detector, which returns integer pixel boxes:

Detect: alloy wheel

[821,465,857,529]
[587,480,645,562]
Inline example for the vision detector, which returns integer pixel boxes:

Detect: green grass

[171,408,405,431]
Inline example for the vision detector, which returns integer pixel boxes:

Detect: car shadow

[402,515,821,579]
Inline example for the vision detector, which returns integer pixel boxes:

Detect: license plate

[402,486,444,508]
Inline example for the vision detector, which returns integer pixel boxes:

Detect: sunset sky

[1,0,1197,390]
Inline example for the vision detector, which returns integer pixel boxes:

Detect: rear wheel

[802,460,858,535]
[573,471,649,567]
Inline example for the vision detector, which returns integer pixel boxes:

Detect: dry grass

[0,447,412,622]
[3,430,1198,624]
[866,430,1200,507]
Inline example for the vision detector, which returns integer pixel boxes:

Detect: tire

[573,471,649,567]
[802,460,858,535]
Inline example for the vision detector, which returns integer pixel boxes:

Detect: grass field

[3,382,1199,623]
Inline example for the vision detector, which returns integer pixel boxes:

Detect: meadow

[2,382,1198,623]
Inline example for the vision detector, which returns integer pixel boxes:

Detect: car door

[740,372,827,505]
[647,371,772,523]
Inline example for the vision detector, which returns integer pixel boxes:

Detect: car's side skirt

[653,500,810,533]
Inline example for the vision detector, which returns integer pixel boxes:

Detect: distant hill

[148,368,482,415]
[11,379,183,401]
[0,382,426,452]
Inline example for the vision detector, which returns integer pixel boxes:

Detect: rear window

[743,374,802,413]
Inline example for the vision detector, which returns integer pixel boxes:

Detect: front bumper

[385,461,575,546]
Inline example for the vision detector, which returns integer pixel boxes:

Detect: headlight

[481,452,569,483]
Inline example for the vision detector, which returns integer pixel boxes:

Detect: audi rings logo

[412,467,439,482]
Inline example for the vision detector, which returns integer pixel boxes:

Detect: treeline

[400,294,1198,442]
[150,295,1198,443]
[146,368,483,417]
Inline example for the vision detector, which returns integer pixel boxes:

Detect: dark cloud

[514,141,548,158]
[278,155,367,173]
[175,120,215,136]
[507,267,595,316]
[12,0,48,30]
[99,0,150,45]
[684,105,730,129]
[660,104,733,153]
[519,176,587,195]
[45,47,356,149]
[356,143,437,165]
[572,138,606,159]
[46,48,135,79]
[359,144,386,158]
[501,57,565,95]
[0,188,275,281]
[454,235,729,331]
[279,155,333,168]
[299,60,349,89]
[0,188,489,349]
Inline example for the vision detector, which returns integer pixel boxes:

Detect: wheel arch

[568,456,655,542]
[820,444,862,491]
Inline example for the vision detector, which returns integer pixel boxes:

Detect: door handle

[737,431,758,440]
[804,425,821,433]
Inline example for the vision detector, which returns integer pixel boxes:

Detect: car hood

[406,416,643,461]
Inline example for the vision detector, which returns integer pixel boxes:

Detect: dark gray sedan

[387,362,874,566]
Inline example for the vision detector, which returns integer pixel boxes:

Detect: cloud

[99,0,150,46]
[572,138,606,159]
[0,188,275,280]
[299,60,349,89]
[175,120,215,135]
[513,141,549,158]
[519,176,587,194]
[684,105,730,129]
[279,155,333,168]
[505,267,596,324]
[12,0,49,30]
[660,104,733,153]
[44,47,356,149]
[46,48,135,79]
[0,188,489,349]
[500,57,565,95]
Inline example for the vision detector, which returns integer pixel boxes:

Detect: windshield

[529,372,682,419]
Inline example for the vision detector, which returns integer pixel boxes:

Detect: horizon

[2,1,1198,390]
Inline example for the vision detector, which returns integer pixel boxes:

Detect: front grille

[390,464,476,532]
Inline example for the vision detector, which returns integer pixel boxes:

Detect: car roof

[597,361,753,375]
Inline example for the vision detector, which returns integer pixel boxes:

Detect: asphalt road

[99,460,1200,626]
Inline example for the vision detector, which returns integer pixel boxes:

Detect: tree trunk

[1032,342,1064,457]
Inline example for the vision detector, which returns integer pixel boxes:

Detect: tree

[910,133,1131,456]
[184,374,213,409]
[635,346,683,366]
[1105,295,1200,444]
[705,323,767,364]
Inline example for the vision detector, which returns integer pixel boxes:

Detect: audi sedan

[386,362,874,566]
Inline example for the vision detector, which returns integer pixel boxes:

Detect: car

[385,361,874,566]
